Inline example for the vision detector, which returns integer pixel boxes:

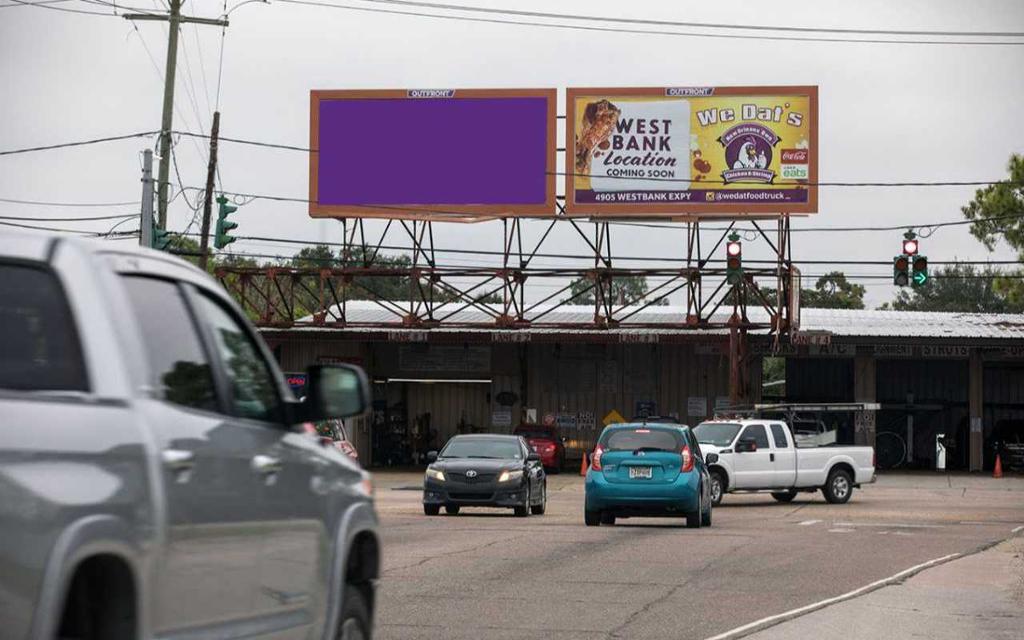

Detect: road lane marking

[1013,525,1023,533]
[827,528,854,533]
[703,553,961,640]
[834,522,942,529]
[797,519,821,526]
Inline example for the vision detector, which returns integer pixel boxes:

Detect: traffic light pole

[198,111,221,270]
[139,149,154,248]
[123,4,228,230]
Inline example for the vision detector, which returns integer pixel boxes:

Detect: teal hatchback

[584,423,715,528]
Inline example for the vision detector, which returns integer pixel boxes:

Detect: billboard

[310,89,557,220]
[566,86,818,217]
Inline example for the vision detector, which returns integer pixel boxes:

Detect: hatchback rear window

[601,428,683,452]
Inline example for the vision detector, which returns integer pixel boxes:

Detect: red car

[514,424,565,473]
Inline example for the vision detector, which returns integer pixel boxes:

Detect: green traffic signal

[911,255,928,287]
[215,195,239,249]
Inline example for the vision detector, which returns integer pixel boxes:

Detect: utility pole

[198,111,220,270]
[124,3,228,229]
[140,149,154,248]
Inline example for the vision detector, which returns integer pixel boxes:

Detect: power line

[0,131,159,156]
[358,0,1024,38]
[0,0,72,8]
[275,0,1024,46]
[0,219,138,235]
[0,213,138,221]
[3,0,116,15]
[0,196,138,207]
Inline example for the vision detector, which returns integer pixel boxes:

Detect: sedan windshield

[694,422,742,447]
[440,438,522,459]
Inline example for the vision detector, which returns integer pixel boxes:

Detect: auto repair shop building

[262,303,1024,473]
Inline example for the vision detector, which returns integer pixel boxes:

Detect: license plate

[629,467,653,479]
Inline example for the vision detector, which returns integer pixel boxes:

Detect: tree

[562,274,669,305]
[762,271,865,310]
[961,153,1024,305]
[880,264,1024,313]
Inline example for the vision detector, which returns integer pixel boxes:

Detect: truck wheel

[336,584,371,640]
[709,470,725,506]
[423,504,440,516]
[445,505,460,515]
[823,469,853,504]
[585,509,600,526]
[771,490,798,503]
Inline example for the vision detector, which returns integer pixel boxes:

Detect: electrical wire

[3,0,116,15]
[0,131,159,156]
[0,219,138,235]
[274,0,1024,46]
[0,0,72,8]
[0,196,138,207]
[355,0,1024,39]
[0,213,139,221]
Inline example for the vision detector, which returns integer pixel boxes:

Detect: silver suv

[0,233,380,640]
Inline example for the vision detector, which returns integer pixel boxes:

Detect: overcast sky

[2,0,1023,308]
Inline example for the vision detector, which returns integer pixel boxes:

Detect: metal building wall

[524,342,731,458]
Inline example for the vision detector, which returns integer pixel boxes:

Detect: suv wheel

[336,584,371,640]
[423,504,440,516]
[584,508,600,526]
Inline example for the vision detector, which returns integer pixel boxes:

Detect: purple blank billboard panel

[311,90,556,218]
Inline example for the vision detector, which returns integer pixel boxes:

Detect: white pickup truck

[694,419,875,505]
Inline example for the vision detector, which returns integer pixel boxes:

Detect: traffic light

[152,222,172,251]
[725,233,743,285]
[893,255,910,287]
[912,255,928,287]
[214,195,238,249]
[902,237,919,256]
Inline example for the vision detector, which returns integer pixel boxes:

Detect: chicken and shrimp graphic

[732,136,769,170]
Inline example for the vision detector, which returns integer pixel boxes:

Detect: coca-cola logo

[781,149,808,163]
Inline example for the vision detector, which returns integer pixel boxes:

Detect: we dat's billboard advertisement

[566,86,818,217]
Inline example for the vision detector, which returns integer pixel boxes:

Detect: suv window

[740,424,770,449]
[770,423,790,448]
[193,292,281,423]
[120,276,217,412]
[0,263,88,392]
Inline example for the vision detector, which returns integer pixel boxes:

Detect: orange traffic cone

[993,454,1003,478]
[580,452,589,476]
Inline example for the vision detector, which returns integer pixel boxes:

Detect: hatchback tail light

[592,445,605,471]
[680,444,694,472]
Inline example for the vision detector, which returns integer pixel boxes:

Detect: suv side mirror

[299,364,370,423]
[426,451,438,463]
[705,452,719,464]
[736,438,757,453]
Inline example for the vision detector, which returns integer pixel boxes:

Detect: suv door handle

[162,449,196,471]
[770,453,776,462]
[251,455,282,475]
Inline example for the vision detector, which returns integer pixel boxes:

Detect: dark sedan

[423,434,547,517]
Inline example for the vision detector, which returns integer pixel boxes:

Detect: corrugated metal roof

[289,301,1024,341]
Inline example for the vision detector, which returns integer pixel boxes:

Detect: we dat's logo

[695,102,808,185]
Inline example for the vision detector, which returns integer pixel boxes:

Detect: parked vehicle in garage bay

[423,434,547,516]
[0,233,381,640]
[694,419,876,505]
[514,423,566,472]
[584,423,713,528]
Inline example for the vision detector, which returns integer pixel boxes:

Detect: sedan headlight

[425,467,445,482]
[498,469,524,483]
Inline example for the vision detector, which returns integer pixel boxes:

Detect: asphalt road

[370,471,1024,639]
